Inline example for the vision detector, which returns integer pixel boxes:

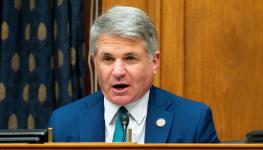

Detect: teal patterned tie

[112,106,128,142]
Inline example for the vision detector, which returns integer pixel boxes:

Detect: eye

[103,56,115,63]
[124,55,138,63]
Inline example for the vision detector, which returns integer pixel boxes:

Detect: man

[48,6,220,143]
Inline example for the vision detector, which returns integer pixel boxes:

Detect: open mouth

[112,84,129,90]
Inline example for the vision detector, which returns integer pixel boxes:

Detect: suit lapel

[145,87,174,143]
[79,92,105,142]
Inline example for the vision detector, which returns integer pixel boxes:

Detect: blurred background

[1,0,263,142]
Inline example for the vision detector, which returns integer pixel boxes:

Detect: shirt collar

[104,90,150,126]
[104,98,119,126]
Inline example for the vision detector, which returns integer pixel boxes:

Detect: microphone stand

[121,113,129,142]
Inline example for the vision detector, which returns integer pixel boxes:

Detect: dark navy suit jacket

[48,86,220,143]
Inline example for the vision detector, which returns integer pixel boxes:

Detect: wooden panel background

[184,0,263,141]
[100,0,263,141]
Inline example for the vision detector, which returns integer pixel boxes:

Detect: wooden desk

[1,143,263,150]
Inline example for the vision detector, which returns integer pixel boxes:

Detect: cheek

[129,65,154,80]
[95,65,111,82]
[98,67,110,77]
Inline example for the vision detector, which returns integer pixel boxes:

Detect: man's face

[93,34,160,105]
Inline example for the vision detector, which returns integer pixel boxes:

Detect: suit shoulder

[52,91,103,117]
[152,86,209,111]
[150,87,219,143]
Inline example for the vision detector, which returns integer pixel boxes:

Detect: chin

[110,96,135,106]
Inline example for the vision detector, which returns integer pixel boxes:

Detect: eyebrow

[123,52,139,57]
[101,52,113,57]
[100,52,139,57]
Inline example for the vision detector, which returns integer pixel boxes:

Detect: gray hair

[89,6,158,57]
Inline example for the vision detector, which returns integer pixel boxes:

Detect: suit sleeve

[196,106,220,143]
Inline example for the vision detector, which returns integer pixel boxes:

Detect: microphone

[121,112,129,142]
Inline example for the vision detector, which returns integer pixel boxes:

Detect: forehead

[96,34,146,54]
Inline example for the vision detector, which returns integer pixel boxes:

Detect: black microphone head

[121,113,129,126]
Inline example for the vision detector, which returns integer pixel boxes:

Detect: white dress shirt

[104,90,150,144]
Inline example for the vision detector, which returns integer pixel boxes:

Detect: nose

[112,59,126,79]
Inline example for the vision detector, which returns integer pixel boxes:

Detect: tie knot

[119,106,127,114]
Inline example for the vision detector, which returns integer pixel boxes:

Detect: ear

[152,50,160,74]
[90,53,97,69]
[91,53,95,61]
